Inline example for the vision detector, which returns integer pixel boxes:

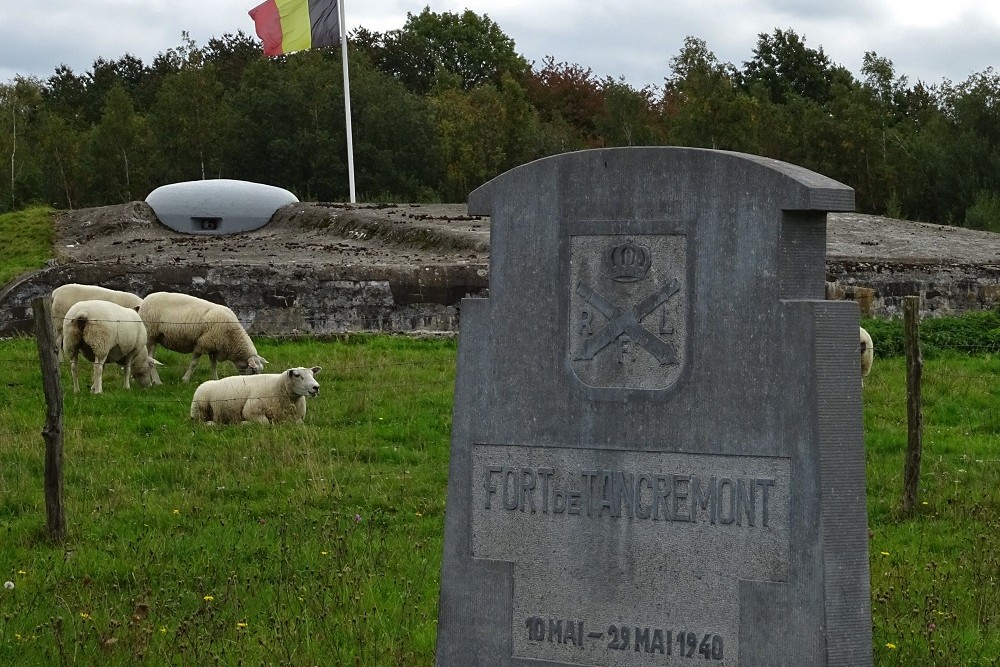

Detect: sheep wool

[51,283,143,352]
[860,326,874,378]
[190,367,322,425]
[138,291,268,382]
[62,299,161,394]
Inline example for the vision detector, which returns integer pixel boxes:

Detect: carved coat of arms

[569,234,686,391]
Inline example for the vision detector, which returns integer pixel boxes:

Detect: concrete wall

[0,262,488,338]
[826,260,1000,319]
[3,256,999,338]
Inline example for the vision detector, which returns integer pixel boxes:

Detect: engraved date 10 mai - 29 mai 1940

[525,616,725,660]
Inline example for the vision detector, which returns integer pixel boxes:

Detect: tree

[0,78,45,211]
[663,37,752,150]
[429,80,506,201]
[596,79,666,147]
[741,29,843,105]
[81,54,153,121]
[44,65,89,128]
[230,49,349,199]
[523,57,605,147]
[204,31,264,90]
[36,110,84,208]
[148,64,235,183]
[354,8,529,95]
[934,69,1000,223]
[346,51,441,200]
[86,83,149,203]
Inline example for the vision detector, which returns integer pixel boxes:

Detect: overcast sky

[3,1,999,92]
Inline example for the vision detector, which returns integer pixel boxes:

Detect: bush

[964,190,1000,232]
[863,309,1000,357]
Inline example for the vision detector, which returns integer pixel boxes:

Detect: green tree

[596,79,666,147]
[43,65,89,129]
[429,80,506,201]
[663,37,753,150]
[929,70,1000,223]
[741,28,844,105]
[0,78,46,212]
[85,82,150,203]
[204,31,264,90]
[36,110,84,208]
[149,64,235,183]
[354,8,529,95]
[347,51,441,200]
[231,49,347,199]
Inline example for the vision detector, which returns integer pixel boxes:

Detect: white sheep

[62,300,162,394]
[137,291,268,382]
[860,326,874,379]
[190,366,322,425]
[51,283,143,354]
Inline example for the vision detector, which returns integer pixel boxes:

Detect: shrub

[863,309,1000,358]
[963,190,1000,232]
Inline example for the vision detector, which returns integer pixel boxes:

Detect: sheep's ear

[287,369,295,378]
[133,305,141,313]
[258,356,270,365]
[152,358,165,366]
[311,366,321,375]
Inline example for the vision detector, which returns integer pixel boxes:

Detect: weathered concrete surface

[1,202,998,337]
[824,212,1000,317]
[0,202,489,336]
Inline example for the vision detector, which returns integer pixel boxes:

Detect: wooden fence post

[32,296,66,542]
[901,295,923,516]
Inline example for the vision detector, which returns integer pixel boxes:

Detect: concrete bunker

[145,179,298,234]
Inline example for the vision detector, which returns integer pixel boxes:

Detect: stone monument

[436,147,871,666]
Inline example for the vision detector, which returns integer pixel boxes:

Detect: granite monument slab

[436,147,871,666]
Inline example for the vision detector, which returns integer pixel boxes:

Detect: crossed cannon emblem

[575,278,680,365]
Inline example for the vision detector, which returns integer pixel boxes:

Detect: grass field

[2,329,1000,664]
[865,351,1000,666]
[0,335,455,665]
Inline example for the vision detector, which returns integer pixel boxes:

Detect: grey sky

[2,1,998,90]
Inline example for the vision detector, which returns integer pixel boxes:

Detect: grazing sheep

[138,291,268,382]
[860,326,874,379]
[51,283,143,354]
[62,300,162,394]
[190,367,322,425]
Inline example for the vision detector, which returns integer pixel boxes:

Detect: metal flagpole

[338,0,356,203]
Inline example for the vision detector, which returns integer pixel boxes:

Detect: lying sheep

[51,283,143,355]
[138,291,268,382]
[190,366,322,425]
[62,300,162,394]
[860,326,874,379]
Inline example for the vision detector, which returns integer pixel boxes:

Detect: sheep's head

[134,358,164,388]
[286,366,321,397]
[238,355,269,375]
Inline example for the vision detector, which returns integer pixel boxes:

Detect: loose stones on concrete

[436,147,872,666]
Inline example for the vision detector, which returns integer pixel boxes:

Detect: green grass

[2,333,1000,665]
[0,334,455,665]
[0,206,54,287]
[865,352,1000,665]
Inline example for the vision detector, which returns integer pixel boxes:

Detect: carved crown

[605,237,651,282]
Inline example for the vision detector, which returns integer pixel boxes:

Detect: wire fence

[0,306,458,410]
[4,307,999,407]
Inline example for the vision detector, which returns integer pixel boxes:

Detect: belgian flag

[248,0,341,56]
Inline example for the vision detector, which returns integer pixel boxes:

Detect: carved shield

[569,234,687,391]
